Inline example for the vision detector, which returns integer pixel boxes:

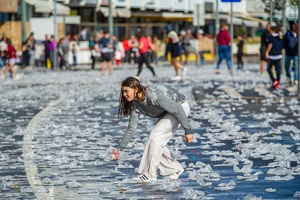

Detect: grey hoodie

[117,85,192,150]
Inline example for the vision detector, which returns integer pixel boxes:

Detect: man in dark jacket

[283,23,298,86]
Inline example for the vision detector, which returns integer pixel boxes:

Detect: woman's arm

[265,43,273,60]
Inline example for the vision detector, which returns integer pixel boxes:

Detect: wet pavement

[0,63,300,200]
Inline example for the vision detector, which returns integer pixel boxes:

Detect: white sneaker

[170,75,181,81]
[167,167,184,180]
[132,174,156,182]
[182,67,187,76]
[295,80,298,86]
[14,75,20,80]
[0,75,5,79]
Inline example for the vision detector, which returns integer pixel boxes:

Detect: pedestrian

[114,43,122,67]
[42,34,51,68]
[71,44,77,68]
[266,26,284,90]
[27,32,37,67]
[0,34,8,68]
[168,30,187,81]
[49,35,56,69]
[236,35,244,70]
[135,30,156,78]
[57,37,66,70]
[90,43,97,70]
[259,23,271,75]
[122,36,131,64]
[153,35,162,64]
[130,35,139,65]
[215,22,231,75]
[99,31,113,75]
[1,38,19,80]
[111,77,193,182]
[283,23,298,86]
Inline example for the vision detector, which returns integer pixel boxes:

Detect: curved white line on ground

[23,93,69,200]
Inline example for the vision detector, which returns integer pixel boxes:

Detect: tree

[261,0,298,13]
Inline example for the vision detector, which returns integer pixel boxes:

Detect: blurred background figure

[1,38,19,80]
[259,23,271,75]
[215,23,231,75]
[236,35,244,70]
[283,23,298,86]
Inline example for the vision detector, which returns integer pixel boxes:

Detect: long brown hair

[118,77,146,117]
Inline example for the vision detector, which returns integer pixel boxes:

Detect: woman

[168,31,187,81]
[112,77,193,182]
[135,31,156,78]
[1,38,19,79]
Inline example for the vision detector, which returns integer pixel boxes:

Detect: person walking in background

[283,23,298,86]
[130,35,139,65]
[49,35,56,69]
[111,77,193,182]
[216,23,231,75]
[27,32,37,67]
[135,30,156,79]
[168,30,187,81]
[1,38,19,80]
[57,37,67,70]
[122,36,131,64]
[90,43,97,70]
[236,35,244,70]
[0,34,8,68]
[71,44,77,68]
[153,35,162,64]
[42,34,51,68]
[266,26,284,90]
[99,31,113,75]
[259,23,271,75]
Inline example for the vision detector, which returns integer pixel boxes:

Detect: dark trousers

[267,59,281,83]
[23,50,30,67]
[91,56,95,69]
[237,53,243,69]
[137,52,156,76]
[124,50,130,63]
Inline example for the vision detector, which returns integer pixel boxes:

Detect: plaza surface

[0,62,300,200]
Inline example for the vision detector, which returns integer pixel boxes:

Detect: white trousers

[138,101,191,178]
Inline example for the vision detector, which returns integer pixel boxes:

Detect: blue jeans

[285,54,298,81]
[216,46,231,70]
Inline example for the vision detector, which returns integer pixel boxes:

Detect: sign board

[0,0,18,13]
[193,3,205,26]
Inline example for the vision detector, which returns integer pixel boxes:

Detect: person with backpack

[283,23,298,86]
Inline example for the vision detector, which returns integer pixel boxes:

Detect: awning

[116,8,131,18]
[53,3,70,15]
[162,12,193,19]
[35,0,53,13]
[99,7,117,17]
[243,20,259,27]
[25,0,37,6]
[34,1,70,15]
[227,17,243,25]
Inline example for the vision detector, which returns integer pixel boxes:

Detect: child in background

[1,39,19,79]
[266,26,284,89]
[236,35,244,70]
[114,43,123,67]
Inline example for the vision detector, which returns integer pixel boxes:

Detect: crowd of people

[0,22,298,88]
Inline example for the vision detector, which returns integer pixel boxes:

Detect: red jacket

[6,44,17,59]
[122,39,130,51]
[217,29,231,46]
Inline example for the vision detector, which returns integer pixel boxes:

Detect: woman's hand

[111,148,120,160]
[185,134,193,143]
